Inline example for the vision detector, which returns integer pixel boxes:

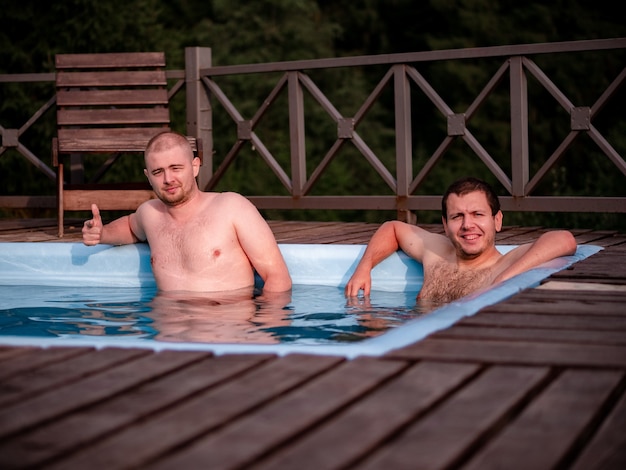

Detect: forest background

[1,0,625,230]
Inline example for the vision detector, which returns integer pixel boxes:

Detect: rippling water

[0,284,425,345]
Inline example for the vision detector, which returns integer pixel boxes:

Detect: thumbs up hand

[82,204,103,246]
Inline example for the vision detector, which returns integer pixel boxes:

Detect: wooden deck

[1,218,625,469]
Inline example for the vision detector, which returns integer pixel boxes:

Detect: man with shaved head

[83,131,292,294]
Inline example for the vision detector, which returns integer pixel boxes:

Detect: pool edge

[0,244,602,359]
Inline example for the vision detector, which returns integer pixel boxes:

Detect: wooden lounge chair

[52,52,202,237]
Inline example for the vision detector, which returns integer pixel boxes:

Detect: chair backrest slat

[57,128,200,154]
[56,70,167,88]
[57,89,169,107]
[55,52,166,69]
[57,108,171,127]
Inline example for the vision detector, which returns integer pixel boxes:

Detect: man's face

[144,145,200,206]
[442,190,502,260]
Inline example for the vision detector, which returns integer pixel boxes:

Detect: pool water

[0,242,601,357]
[0,284,423,346]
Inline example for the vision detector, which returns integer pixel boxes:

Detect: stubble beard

[158,186,188,207]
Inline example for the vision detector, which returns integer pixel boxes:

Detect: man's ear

[192,156,201,177]
[495,210,503,232]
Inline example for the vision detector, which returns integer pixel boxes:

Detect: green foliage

[1,0,625,229]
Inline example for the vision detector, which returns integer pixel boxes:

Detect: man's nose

[162,170,174,182]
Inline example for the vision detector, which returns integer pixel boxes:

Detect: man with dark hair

[345,176,576,304]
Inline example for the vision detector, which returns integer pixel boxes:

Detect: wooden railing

[2,38,625,220]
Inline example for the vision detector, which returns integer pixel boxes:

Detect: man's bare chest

[420,262,493,303]
[148,222,238,270]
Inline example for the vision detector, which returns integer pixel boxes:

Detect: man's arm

[493,230,577,284]
[232,196,292,292]
[82,204,140,246]
[344,221,435,297]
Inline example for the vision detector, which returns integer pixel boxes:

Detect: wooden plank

[0,348,184,439]
[512,287,626,300]
[274,224,379,245]
[558,253,626,273]
[57,89,169,106]
[57,108,170,126]
[0,354,271,469]
[55,52,166,69]
[573,231,619,244]
[388,337,626,367]
[0,219,57,231]
[549,277,626,286]
[493,227,544,244]
[571,386,626,470]
[464,369,623,470]
[46,354,343,469]
[269,222,356,238]
[326,232,378,244]
[56,70,166,87]
[474,305,626,319]
[479,300,626,315]
[0,348,112,405]
[434,325,626,345]
[255,361,480,470]
[0,347,159,406]
[63,190,155,211]
[357,365,550,470]
[588,234,626,248]
[57,131,199,154]
[538,280,626,292]
[0,346,38,366]
[300,228,380,244]
[0,347,128,388]
[147,357,408,469]
[476,290,626,313]
[551,251,626,282]
[58,127,170,141]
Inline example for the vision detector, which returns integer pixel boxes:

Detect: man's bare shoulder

[389,220,445,239]
[211,191,253,207]
[206,192,268,226]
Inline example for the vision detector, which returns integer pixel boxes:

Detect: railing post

[394,65,415,223]
[185,47,213,189]
[288,71,306,197]
[510,56,529,197]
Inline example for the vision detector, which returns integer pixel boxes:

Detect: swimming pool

[0,242,600,358]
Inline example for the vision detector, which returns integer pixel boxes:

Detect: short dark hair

[442,177,501,219]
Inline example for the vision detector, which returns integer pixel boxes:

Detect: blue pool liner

[0,242,601,358]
